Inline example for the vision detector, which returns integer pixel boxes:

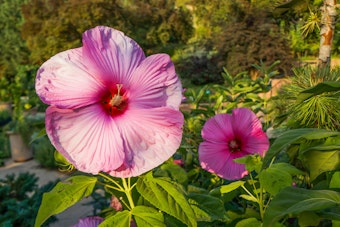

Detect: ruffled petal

[36,48,106,109]
[108,107,184,177]
[45,105,125,174]
[82,26,145,86]
[201,114,235,143]
[128,54,182,109]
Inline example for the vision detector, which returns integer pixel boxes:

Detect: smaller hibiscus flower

[198,108,269,180]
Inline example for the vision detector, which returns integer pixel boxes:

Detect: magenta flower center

[101,84,128,116]
[228,139,241,153]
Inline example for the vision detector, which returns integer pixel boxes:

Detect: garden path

[0,158,94,227]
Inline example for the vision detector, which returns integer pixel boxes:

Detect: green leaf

[330,172,340,189]
[220,181,245,194]
[188,193,226,222]
[235,217,262,227]
[302,150,340,181]
[132,206,165,227]
[298,211,320,227]
[263,187,340,226]
[99,210,131,227]
[239,194,258,203]
[297,81,340,103]
[263,128,333,167]
[270,163,305,176]
[259,166,293,196]
[136,172,196,227]
[34,175,97,227]
[234,154,262,173]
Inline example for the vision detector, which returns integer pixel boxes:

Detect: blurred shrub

[0,172,58,226]
[33,136,57,169]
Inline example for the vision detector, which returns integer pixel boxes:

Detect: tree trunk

[318,0,337,68]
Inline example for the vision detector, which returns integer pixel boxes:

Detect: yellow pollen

[110,84,124,107]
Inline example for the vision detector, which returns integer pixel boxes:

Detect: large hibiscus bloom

[36,26,184,178]
[198,108,269,180]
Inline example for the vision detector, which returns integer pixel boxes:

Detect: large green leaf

[132,206,165,227]
[263,128,337,167]
[302,150,340,181]
[330,172,340,189]
[297,81,340,103]
[99,210,131,227]
[188,193,227,222]
[34,175,97,227]
[259,166,293,196]
[263,187,340,226]
[136,172,196,227]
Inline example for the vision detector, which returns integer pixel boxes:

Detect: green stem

[259,186,264,221]
[98,172,124,191]
[241,185,258,202]
[122,177,135,209]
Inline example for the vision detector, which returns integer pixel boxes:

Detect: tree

[318,0,337,67]
[21,0,194,64]
[0,0,30,101]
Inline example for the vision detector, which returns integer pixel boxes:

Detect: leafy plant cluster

[34,63,340,226]
[0,172,58,227]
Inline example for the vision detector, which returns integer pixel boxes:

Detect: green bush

[0,172,58,226]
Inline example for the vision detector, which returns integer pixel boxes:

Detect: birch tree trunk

[318,0,337,68]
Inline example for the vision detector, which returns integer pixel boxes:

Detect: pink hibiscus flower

[198,108,269,180]
[36,26,184,178]
[72,216,104,227]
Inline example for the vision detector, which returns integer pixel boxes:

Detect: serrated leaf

[34,175,97,227]
[259,166,292,196]
[132,206,165,227]
[99,210,131,227]
[302,150,340,181]
[263,187,340,226]
[188,193,226,222]
[136,172,196,227]
[220,181,245,194]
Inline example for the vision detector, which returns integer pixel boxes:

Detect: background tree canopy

[0,0,337,87]
[21,0,194,64]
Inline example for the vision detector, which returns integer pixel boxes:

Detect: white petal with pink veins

[45,104,126,174]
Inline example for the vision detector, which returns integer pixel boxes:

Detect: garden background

[0,0,340,226]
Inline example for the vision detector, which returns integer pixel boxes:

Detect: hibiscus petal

[36,48,105,109]
[108,107,184,177]
[199,140,249,180]
[201,114,235,142]
[231,108,269,156]
[242,131,270,156]
[128,54,182,109]
[45,105,125,174]
[199,141,231,174]
[231,108,263,138]
[82,26,145,85]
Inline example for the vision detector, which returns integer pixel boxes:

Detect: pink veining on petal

[37,26,184,178]
[35,48,106,109]
[198,108,269,180]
